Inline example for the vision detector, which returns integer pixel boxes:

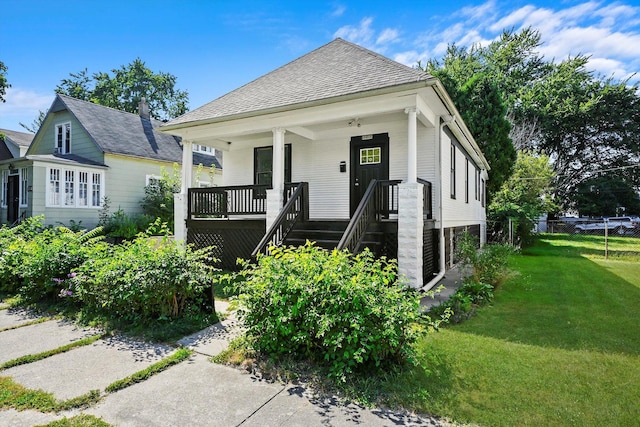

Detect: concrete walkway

[0,296,463,427]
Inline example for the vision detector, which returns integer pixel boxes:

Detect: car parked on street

[575,216,639,235]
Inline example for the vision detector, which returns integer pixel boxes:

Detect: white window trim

[20,167,28,207]
[1,169,29,208]
[0,170,8,208]
[54,122,72,154]
[46,166,105,208]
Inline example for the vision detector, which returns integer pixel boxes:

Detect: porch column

[175,140,193,242]
[405,107,418,183]
[266,128,286,230]
[398,181,424,289]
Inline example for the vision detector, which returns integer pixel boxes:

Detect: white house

[161,38,489,289]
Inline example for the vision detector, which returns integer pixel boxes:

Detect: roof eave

[160,79,438,134]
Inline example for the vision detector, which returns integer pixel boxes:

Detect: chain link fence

[536,219,640,238]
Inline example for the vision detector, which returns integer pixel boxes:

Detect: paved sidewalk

[0,300,460,427]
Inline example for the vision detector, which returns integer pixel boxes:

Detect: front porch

[185,180,438,286]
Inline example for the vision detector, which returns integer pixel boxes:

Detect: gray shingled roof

[1,128,34,147]
[165,38,432,127]
[55,95,185,163]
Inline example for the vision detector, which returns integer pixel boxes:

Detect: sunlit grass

[385,234,640,426]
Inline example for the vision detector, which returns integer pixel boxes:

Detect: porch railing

[418,178,433,220]
[252,182,309,256]
[338,179,401,253]
[188,183,302,219]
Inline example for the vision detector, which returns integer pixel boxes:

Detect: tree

[424,53,516,200]
[489,151,556,244]
[19,110,46,134]
[425,27,640,212]
[573,176,640,217]
[0,61,9,103]
[56,59,189,121]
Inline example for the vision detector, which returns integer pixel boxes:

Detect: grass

[381,234,640,426]
[0,376,100,412]
[35,414,112,427]
[0,334,104,370]
[105,348,192,393]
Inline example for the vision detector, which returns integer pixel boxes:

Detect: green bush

[236,243,423,381]
[17,226,103,301]
[0,216,45,293]
[72,228,217,322]
[456,232,515,288]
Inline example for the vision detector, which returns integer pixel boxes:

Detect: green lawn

[386,234,640,426]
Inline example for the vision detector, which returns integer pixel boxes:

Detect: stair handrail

[252,182,309,257]
[337,179,379,253]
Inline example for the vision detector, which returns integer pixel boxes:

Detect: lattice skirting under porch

[187,219,266,271]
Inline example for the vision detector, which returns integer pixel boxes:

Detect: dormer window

[55,122,71,154]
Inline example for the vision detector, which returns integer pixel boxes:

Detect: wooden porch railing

[418,178,433,220]
[338,179,401,253]
[251,182,309,256]
[188,183,302,219]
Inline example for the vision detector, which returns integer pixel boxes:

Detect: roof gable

[165,38,432,127]
[51,95,184,163]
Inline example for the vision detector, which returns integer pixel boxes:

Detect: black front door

[350,133,389,215]
[7,175,19,224]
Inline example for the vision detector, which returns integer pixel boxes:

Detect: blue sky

[1,0,639,131]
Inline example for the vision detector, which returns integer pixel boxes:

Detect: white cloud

[331,4,346,18]
[377,28,400,45]
[0,87,53,130]
[334,17,375,46]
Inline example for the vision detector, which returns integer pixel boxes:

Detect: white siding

[440,131,486,229]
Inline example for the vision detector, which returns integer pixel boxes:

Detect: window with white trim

[0,170,8,207]
[465,158,469,203]
[55,122,71,154]
[47,167,103,208]
[359,147,381,165]
[92,173,102,207]
[20,168,28,207]
[78,172,88,206]
[450,143,456,199]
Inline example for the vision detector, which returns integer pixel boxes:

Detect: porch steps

[284,220,385,254]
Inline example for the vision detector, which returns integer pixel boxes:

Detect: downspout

[422,115,454,291]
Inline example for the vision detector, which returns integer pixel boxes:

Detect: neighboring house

[0,95,222,228]
[162,38,489,289]
[0,128,34,160]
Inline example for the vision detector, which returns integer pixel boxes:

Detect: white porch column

[398,182,424,289]
[266,128,285,230]
[405,107,418,183]
[175,140,193,242]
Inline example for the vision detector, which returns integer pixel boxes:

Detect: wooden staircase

[284,220,388,255]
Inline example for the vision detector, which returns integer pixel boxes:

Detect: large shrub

[17,225,103,301]
[237,243,422,380]
[72,229,216,322]
[456,231,515,288]
[0,216,45,293]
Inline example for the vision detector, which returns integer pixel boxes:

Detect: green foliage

[574,175,640,217]
[72,225,217,322]
[141,164,181,230]
[16,226,104,302]
[456,231,515,288]
[105,348,191,393]
[0,216,46,293]
[236,243,423,381]
[0,60,8,102]
[55,59,189,121]
[489,151,556,244]
[36,414,112,427]
[425,27,640,211]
